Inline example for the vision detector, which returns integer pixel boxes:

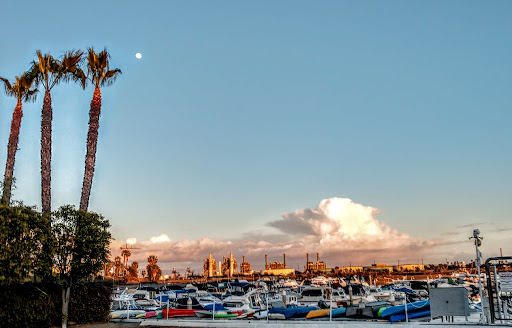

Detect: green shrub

[69,281,112,323]
[0,280,112,328]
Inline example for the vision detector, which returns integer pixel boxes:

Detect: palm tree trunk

[2,99,23,205]
[80,86,101,211]
[41,90,52,216]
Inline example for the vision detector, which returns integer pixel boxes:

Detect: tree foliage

[51,205,111,328]
[146,254,161,282]
[0,204,51,283]
[127,261,138,281]
[52,205,111,283]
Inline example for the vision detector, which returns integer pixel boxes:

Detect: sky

[1,1,511,275]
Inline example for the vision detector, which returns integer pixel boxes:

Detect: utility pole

[469,229,485,323]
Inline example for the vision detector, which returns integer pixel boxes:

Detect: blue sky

[1,1,511,272]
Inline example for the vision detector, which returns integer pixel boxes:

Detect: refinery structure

[200,252,423,278]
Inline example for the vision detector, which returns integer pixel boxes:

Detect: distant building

[395,264,425,271]
[260,268,295,276]
[305,253,332,274]
[221,253,237,277]
[240,256,253,275]
[335,266,364,273]
[261,254,295,276]
[171,267,179,279]
[364,263,393,272]
[204,253,217,277]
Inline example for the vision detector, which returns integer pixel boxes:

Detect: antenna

[120,243,141,270]
[120,243,141,251]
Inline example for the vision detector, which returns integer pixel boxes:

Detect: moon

[135,53,142,59]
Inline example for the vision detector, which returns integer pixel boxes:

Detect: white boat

[311,276,329,286]
[297,286,343,307]
[222,288,263,312]
[281,278,299,289]
[368,285,395,301]
[265,289,300,308]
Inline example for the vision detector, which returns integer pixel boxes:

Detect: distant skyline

[1,1,511,273]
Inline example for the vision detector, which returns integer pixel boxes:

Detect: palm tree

[127,261,139,281]
[79,47,121,211]
[114,256,122,278]
[103,259,114,277]
[147,254,158,266]
[121,249,131,270]
[146,254,161,282]
[30,50,83,217]
[0,73,38,205]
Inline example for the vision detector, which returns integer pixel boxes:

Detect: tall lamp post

[469,229,485,323]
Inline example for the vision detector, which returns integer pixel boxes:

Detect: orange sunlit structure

[240,256,253,275]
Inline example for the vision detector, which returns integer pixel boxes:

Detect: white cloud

[149,234,171,243]
[110,197,437,273]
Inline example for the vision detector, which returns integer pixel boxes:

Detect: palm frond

[27,61,41,82]
[86,47,120,87]
[0,76,13,91]
[57,49,84,88]
[22,87,39,102]
[31,50,56,89]
[20,73,35,89]
[0,74,38,101]
[100,68,122,87]
[69,68,87,90]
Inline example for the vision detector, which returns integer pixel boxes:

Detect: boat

[203,303,229,311]
[110,309,146,319]
[390,309,431,322]
[222,288,262,312]
[297,286,346,307]
[330,307,346,317]
[380,300,430,318]
[311,276,329,286]
[281,278,299,289]
[266,290,300,308]
[268,306,318,319]
[306,308,330,319]
[368,285,395,301]
[345,301,390,318]
[144,311,157,318]
[195,310,239,318]
[161,308,199,318]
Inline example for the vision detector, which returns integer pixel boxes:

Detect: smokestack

[229,252,234,277]
[501,248,503,257]
[284,254,287,268]
[265,254,268,270]
[243,255,245,263]
[307,253,309,264]
[317,252,319,263]
[208,253,213,277]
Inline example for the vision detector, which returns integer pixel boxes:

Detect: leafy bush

[69,281,112,323]
[0,280,112,328]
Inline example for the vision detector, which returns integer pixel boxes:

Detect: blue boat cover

[156,295,169,302]
[174,288,197,294]
[381,300,430,318]
[204,304,228,311]
[390,309,431,322]
[329,307,346,317]
[269,306,318,319]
